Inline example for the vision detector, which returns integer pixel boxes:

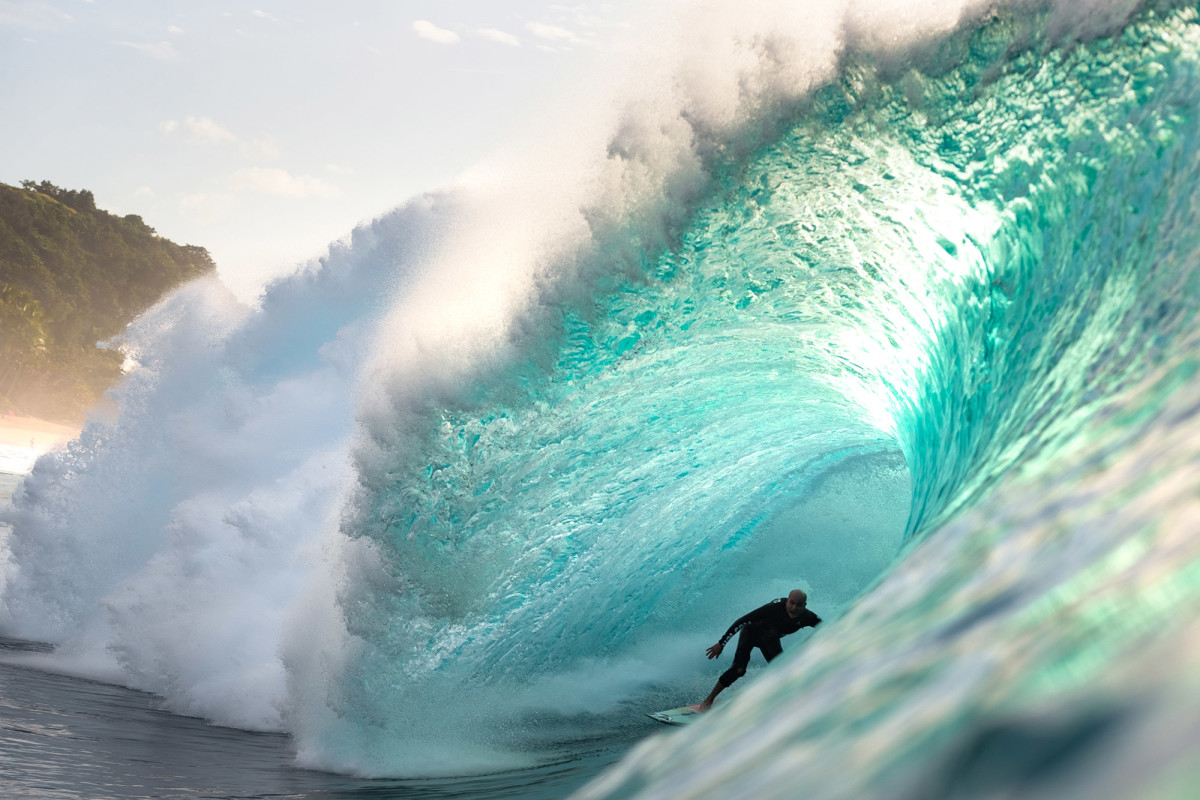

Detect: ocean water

[4,1,1200,798]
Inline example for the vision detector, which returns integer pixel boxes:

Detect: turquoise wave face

[310,2,1200,778]
[883,3,1200,535]
[577,5,1200,798]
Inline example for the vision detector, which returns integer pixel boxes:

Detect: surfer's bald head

[786,589,807,615]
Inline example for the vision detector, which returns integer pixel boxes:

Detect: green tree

[0,284,47,408]
[0,180,215,418]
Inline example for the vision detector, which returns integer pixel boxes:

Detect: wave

[3,0,1200,791]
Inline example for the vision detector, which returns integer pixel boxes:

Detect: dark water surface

[0,639,619,800]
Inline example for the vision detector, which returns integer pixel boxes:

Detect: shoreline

[0,414,83,474]
[0,414,82,452]
[1,415,82,502]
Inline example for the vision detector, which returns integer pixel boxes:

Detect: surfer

[690,589,820,712]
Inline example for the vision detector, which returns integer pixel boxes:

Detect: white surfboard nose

[647,706,703,725]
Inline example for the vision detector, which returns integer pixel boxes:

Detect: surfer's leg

[692,672,737,712]
[690,679,725,712]
[693,631,754,711]
[760,637,783,663]
[722,629,755,684]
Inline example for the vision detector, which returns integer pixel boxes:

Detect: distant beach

[0,414,82,475]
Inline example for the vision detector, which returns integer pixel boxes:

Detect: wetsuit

[717,598,821,687]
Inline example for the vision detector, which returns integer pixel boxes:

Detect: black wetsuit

[717,598,821,687]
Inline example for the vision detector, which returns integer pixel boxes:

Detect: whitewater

[4,0,1200,797]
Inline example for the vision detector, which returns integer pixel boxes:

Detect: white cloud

[161,117,281,159]
[252,9,279,23]
[0,1,72,30]
[229,167,340,199]
[252,135,282,159]
[161,115,238,145]
[187,117,237,144]
[117,40,180,60]
[413,19,458,45]
[525,22,580,44]
[167,25,183,35]
[478,27,519,47]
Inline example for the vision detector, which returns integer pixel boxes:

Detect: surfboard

[646,706,703,725]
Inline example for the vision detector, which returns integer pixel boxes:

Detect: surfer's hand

[706,642,723,659]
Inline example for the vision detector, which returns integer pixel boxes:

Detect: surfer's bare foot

[687,703,709,713]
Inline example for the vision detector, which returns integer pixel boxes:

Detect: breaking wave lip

[1,0,1189,784]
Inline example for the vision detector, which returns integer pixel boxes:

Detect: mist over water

[3,1,1200,797]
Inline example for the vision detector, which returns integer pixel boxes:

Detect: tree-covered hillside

[0,180,215,420]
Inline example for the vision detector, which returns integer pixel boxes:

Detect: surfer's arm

[715,602,775,649]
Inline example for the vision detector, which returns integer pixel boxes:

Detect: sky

[1,0,638,301]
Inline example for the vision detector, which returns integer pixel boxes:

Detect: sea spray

[0,197,454,726]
